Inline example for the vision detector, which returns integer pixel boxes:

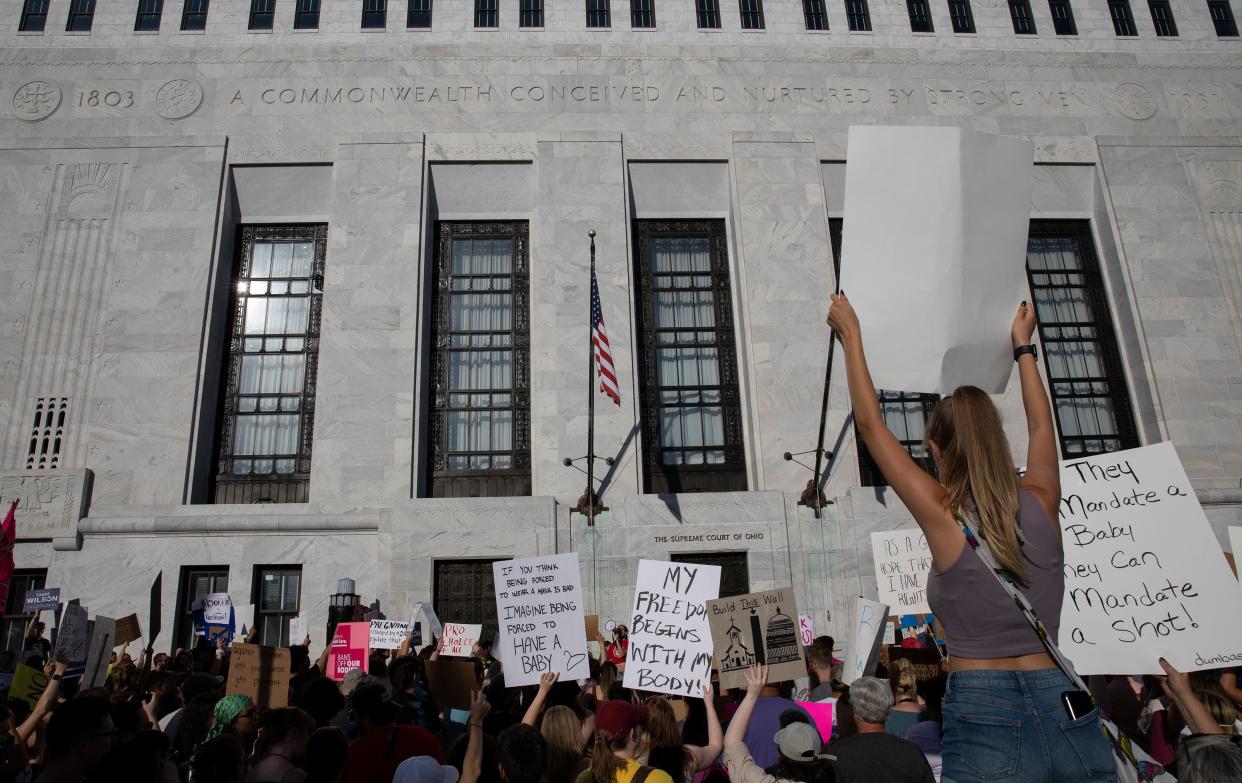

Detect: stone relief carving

[11,80,61,122]
[154,79,204,120]
[56,163,121,218]
[1113,83,1157,121]
[0,469,90,540]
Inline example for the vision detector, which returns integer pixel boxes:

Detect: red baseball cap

[595,700,647,735]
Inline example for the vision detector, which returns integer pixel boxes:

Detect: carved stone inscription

[0,469,91,540]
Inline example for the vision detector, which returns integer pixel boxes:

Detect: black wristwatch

[51,673,63,682]
[1014,344,1038,362]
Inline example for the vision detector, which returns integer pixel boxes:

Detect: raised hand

[743,664,769,697]
[826,292,860,344]
[538,671,559,693]
[1011,300,1037,348]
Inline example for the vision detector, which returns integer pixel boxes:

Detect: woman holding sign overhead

[827,296,1116,782]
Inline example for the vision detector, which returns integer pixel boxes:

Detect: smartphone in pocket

[1061,689,1095,721]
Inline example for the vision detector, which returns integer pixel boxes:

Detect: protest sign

[227,643,291,708]
[870,529,932,614]
[841,596,888,685]
[234,603,255,636]
[327,622,370,681]
[9,664,48,708]
[54,603,89,670]
[114,614,141,647]
[424,659,478,710]
[798,614,814,647]
[623,559,721,697]
[22,587,59,614]
[438,622,482,657]
[707,587,806,690]
[83,617,116,688]
[493,552,590,687]
[1230,527,1242,581]
[203,593,232,625]
[289,617,308,645]
[149,571,162,647]
[413,602,443,638]
[1058,442,1242,674]
[370,620,409,650]
[839,126,1033,395]
[798,700,836,742]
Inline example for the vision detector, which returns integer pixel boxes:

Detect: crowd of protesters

[0,616,1237,783]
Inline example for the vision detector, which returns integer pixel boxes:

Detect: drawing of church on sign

[719,619,755,672]
[764,608,801,665]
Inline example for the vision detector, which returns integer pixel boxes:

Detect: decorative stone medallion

[12,80,61,122]
[1113,83,1157,121]
[155,79,204,120]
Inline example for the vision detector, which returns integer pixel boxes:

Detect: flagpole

[586,230,598,529]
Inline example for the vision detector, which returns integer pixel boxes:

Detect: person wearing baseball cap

[575,701,673,783]
[723,665,837,783]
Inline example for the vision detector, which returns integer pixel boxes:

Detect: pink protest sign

[797,700,835,743]
[327,622,370,681]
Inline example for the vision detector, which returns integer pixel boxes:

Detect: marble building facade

[1,0,1241,649]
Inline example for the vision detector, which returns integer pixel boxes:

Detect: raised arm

[723,665,767,747]
[827,294,958,569]
[18,658,66,743]
[522,672,558,727]
[686,683,723,771]
[1159,658,1224,735]
[1012,302,1060,525]
[460,690,492,783]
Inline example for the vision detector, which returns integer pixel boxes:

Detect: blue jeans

[941,668,1117,783]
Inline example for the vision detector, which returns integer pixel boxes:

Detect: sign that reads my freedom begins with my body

[623,559,721,698]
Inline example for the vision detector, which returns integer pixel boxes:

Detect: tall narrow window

[586,0,610,26]
[634,220,747,494]
[1026,221,1139,458]
[845,0,871,30]
[294,0,319,27]
[65,0,95,30]
[213,226,325,504]
[428,223,531,498]
[519,0,542,26]
[1108,0,1137,33]
[475,0,498,26]
[739,0,764,27]
[19,0,49,31]
[248,0,273,29]
[1148,0,1177,34]
[1,570,47,653]
[803,0,828,28]
[1048,0,1076,33]
[135,0,164,30]
[362,0,386,27]
[697,0,721,27]
[1210,0,1239,34]
[631,0,655,25]
[254,566,301,647]
[175,567,228,651]
[1008,0,1036,32]
[908,0,933,30]
[181,0,209,29]
[26,398,67,469]
[948,0,974,30]
[407,0,432,26]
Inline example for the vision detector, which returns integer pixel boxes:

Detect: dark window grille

[65,0,95,31]
[845,0,871,30]
[213,225,326,505]
[803,0,828,28]
[26,397,66,469]
[1108,0,1137,33]
[671,552,749,597]
[248,0,273,29]
[362,0,386,27]
[1008,0,1036,32]
[428,223,531,498]
[294,0,319,27]
[587,0,610,26]
[634,220,747,494]
[174,567,228,652]
[520,0,543,25]
[19,0,49,31]
[948,0,974,30]
[1026,221,1139,458]
[1,570,47,655]
[697,0,721,26]
[475,0,498,26]
[907,0,933,30]
[1148,0,1177,34]
[408,0,432,26]
[253,566,301,647]
[135,0,164,30]
[739,0,764,28]
[181,0,208,29]
[1209,0,1239,35]
[631,0,655,26]
[435,560,505,641]
[1048,0,1076,33]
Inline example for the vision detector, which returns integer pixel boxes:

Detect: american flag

[591,269,621,406]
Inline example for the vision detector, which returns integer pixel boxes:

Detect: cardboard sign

[839,126,1033,394]
[54,603,89,671]
[227,643,291,709]
[798,700,836,742]
[424,659,478,710]
[707,587,806,690]
[1059,442,1242,674]
[23,588,60,614]
[841,596,888,686]
[493,552,591,687]
[798,614,814,647]
[438,623,482,657]
[870,529,933,614]
[370,620,410,650]
[10,664,49,708]
[149,572,162,648]
[115,614,142,647]
[83,617,116,688]
[1230,527,1242,582]
[289,617,308,645]
[623,559,721,697]
[327,622,370,681]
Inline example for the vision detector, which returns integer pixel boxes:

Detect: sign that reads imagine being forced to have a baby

[492,553,590,687]
[623,559,721,698]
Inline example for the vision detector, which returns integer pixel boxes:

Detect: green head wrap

[202,693,255,745]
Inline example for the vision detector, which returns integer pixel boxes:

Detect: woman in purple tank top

[827,295,1116,783]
